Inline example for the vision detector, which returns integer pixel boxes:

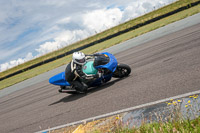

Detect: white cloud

[122,0,169,21]
[0,0,177,72]
[25,52,34,61]
[0,52,34,72]
[36,29,91,56]
[0,63,9,72]
[83,8,123,32]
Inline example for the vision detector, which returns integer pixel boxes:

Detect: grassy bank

[113,96,200,133]
[114,117,200,133]
[1,0,200,90]
[48,95,200,133]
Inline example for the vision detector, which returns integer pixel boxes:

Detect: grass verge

[49,94,200,133]
[116,117,200,133]
[112,95,200,133]
[1,2,200,90]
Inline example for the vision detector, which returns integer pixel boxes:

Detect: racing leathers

[65,55,99,93]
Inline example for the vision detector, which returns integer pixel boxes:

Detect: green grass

[113,96,200,133]
[115,117,200,133]
[1,0,200,90]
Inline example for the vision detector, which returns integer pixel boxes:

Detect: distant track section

[0,0,200,81]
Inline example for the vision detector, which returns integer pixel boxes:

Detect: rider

[64,51,99,93]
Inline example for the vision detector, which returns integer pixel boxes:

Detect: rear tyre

[112,64,131,78]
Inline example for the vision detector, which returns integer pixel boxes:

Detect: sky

[0,0,177,72]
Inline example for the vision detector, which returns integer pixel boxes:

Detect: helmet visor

[75,58,85,63]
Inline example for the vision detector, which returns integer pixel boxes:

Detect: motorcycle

[49,52,131,94]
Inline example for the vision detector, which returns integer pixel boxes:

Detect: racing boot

[72,81,88,94]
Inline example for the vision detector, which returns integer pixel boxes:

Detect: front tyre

[112,64,131,78]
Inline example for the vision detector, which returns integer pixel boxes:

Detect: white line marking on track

[36,89,200,133]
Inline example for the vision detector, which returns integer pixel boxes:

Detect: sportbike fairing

[49,72,70,86]
[82,61,98,75]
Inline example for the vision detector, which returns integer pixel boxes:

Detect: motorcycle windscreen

[49,72,70,86]
[82,61,98,75]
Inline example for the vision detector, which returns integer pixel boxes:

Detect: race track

[0,18,200,132]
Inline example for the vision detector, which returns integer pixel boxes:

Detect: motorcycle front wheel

[112,64,131,78]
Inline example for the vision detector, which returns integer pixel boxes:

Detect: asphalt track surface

[1,20,200,133]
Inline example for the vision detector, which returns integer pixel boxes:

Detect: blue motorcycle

[49,52,131,94]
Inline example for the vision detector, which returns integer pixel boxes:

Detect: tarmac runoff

[1,12,200,98]
[37,90,200,133]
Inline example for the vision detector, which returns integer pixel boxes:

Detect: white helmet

[72,51,86,65]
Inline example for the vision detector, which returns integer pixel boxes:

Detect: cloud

[0,52,33,72]
[35,29,91,56]
[0,0,177,72]
[35,7,124,56]
[122,0,171,21]
[82,8,123,32]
